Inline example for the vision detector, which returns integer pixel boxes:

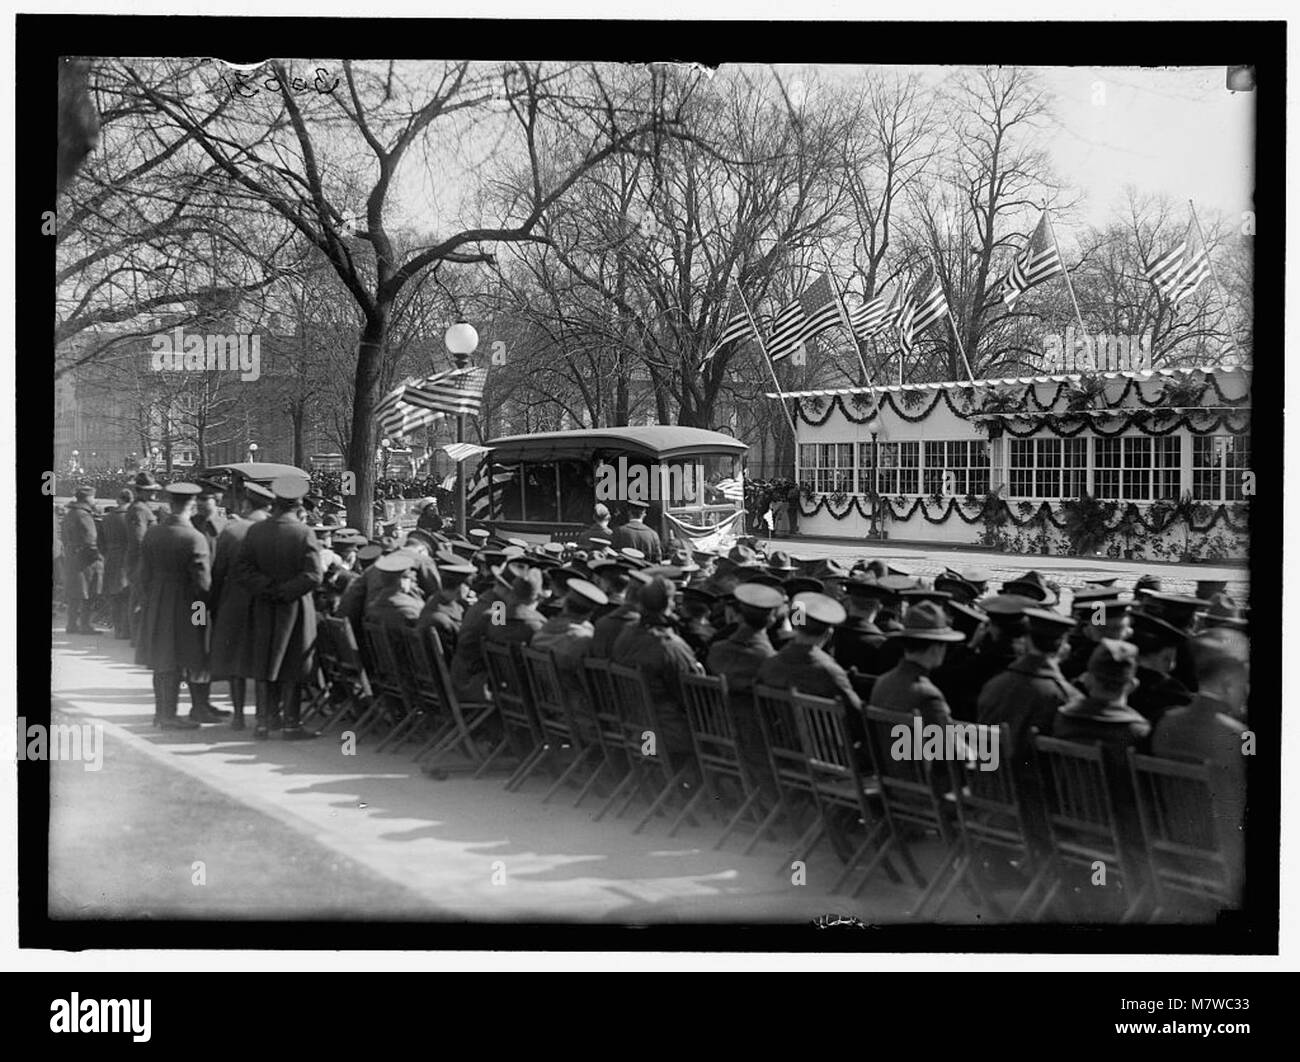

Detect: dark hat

[1071,585,1123,605]
[783,576,824,597]
[1084,577,1119,588]
[1190,628,1249,670]
[978,593,1037,617]
[1195,579,1229,601]
[510,568,546,599]
[404,528,439,550]
[1071,594,1133,620]
[244,481,275,501]
[792,591,847,629]
[946,600,989,631]
[639,575,677,614]
[565,577,609,609]
[667,548,700,572]
[844,575,890,600]
[270,475,310,501]
[734,582,785,610]
[901,588,952,607]
[164,482,202,498]
[74,484,95,498]
[195,478,224,497]
[357,544,384,565]
[468,528,491,542]
[1001,570,1054,604]
[679,586,716,612]
[1202,592,1248,631]
[1139,591,1206,629]
[933,574,979,604]
[436,558,477,578]
[1086,638,1139,686]
[587,555,631,574]
[375,550,416,573]
[766,549,799,572]
[889,600,965,642]
[1023,607,1077,634]
[1133,573,1163,594]
[132,471,160,488]
[809,557,850,581]
[1130,610,1188,651]
[878,574,919,594]
[726,544,763,569]
[740,571,785,590]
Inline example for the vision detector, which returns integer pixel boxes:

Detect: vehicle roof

[483,426,747,463]
[198,462,310,483]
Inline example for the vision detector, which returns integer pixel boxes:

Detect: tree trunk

[291,406,305,468]
[345,314,388,537]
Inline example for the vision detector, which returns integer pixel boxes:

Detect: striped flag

[702,292,769,365]
[442,441,490,463]
[767,274,843,362]
[1001,212,1065,309]
[376,367,488,439]
[1145,221,1210,305]
[848,285,899,339]
[714,477,744,502]
[896,267,948,356]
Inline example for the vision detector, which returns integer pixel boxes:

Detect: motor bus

[465,426,748,550]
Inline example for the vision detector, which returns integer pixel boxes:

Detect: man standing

[100,489,133,639]
[237,476,322,740]
[577,503,614,551]
[208,481,274,730]
[611,501,663,563]
[61,485,104,635]
[124,473,161,644]
[191,480,228,555]
[134,483,210,729]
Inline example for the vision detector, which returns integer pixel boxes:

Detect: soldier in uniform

[417,556,477,660]
[100,489,133,639]
[588,567,646,659]
[611,501,663,563]
[532,576,608,704]
[871,602,966,727]
[830,575,889,677]
[756,591,861,715]
[61,485,104,634]
[610,575,703,759]
[1127,611,1194,729]
[941,593,1033,721]
[450,551,516,700]
[364,551,425,627]
[482,567,547,650]
[208,481,274,730]
[134,483,211,729]
[191,480,228,555]
[674,586,717,662]
[236,476,322,740]
[577,503,615,551]
[1061,589,1133,680]
[124,472,161,644]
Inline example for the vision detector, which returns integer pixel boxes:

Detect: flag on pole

[702,292,770,365]
[767,274,843,362]
[442,441,490,463]
[714,476,744,502]
[1001,212,1066,309]
[376,367,488,439]
[1145,220,1210,305]
[848,285,899,339]
[895,267,947,356]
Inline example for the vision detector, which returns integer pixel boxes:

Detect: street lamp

[151,446,160,471]
[869,429,880,539]
[70,449,80,474]
[444,320,479,534]
[247,441,258,462]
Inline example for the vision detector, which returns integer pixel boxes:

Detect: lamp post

[444,320,480,535]
[869,429,880,539]
[379,437,392,477]
[150,446,160,471]
[247,441,258,463]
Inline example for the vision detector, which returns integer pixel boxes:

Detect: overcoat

[134,514,211,673]
[236,513,321,683]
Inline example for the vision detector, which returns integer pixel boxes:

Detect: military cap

[468,528,491,542]
[946,600,989,630]
[1071,594,1133,619]
[478,547,508,566]
[589,536,613,549]
[844,575,891,599]
[734,582,785,610]
[374,550,417,573]
[1202,592,1247,631]
[332,530,365,547]
[450,541,479,559]
[164,482,202,497]
[878,574,919,593]
[668,548,700,572]
[503,545,528,560]
[792,591,847,629]
[726,544,763,568]
[644,565,687,582]
[1130,610,1188,650]
[766,550,799,572]
[681,586,717,608]
[626,568,654,587]
[978,593,1037,616]
[542,541,565,557]
[565,577,609,609]
[1084,577,1119,588]
[1138,591,1206,629]
[269,475,310,501]
[809,557,850,581]
[195,478,224,497]
[620,547,648,564]
[526,554,563,571]
[740,571,785,590]
[310,525,335,537]
[888,600,964,641]
[587,555,631,573]
[1133,574,1163,594]
[1023,607,1076,633]
[357,544,384,564]
[503,559,535,583]
[404,528,440,550]
[1001,570,1054,604]
[783,576,824,597]
[1086,638,1139,685]
[887,562,913,577]
[1190,628,1249,669]
[506,537,530,550]
[901,588,953,607]
[510,568,546,598]
[1071,585,1124,605]
[436,556,477,576]
[958,566,994,586]
[933,574,980,604]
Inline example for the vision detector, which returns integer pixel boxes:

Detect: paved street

[49,630,930,924]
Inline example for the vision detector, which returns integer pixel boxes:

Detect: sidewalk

[49,630,939,924]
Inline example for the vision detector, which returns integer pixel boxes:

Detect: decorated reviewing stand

[769,362,1250,562]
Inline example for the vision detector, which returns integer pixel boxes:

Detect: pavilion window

[1193,433,1250,502]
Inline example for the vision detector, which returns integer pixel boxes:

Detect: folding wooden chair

[789,691,895,891]
[358,621,414,742]
[750,684,826,868]
[679,672,772,849]
[1128,750,1241,918]
[411,628,495,773]
[302,616,353,730]
[937,724,1053,920]
[480,640,548,790]
[580,657,638,813]
[849,707,964,913]
[1031,735,1150,922]
[604,663,698,834]
[378,625,452,755]
[519,645,604,804]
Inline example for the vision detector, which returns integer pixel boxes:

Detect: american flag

[896,267,948,355]
[714,476,744,502]
[442,441,491,463]
[767,274,843,362]
[466,461,517,520]
[1145,221,1210,305]
[375,367,488,439]
[1001,213,1065,310]
[702,292,769,365]
[849,285,899,339]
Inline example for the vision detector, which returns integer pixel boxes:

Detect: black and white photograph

[18,12,1283,969]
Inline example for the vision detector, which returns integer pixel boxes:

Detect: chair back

[581,657,625,750]
[362,620,409,704]
[946,724,1032,848]
[753,684,813,797]
[481,640,537,731]
[862,706,947,832]
[607,662,680,773]
[1031,735,1124,863]
[1128,750,1237,903]
[519,645,579,741]
[680,672,742,776]
[790,690,855,780]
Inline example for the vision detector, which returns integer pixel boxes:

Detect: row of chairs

[302,617,1239,922]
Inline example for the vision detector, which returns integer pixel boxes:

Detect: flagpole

[1044,208,1089,340]
[818,249,875,390]
[736,282,798,443]
[1188,199,1244,362]
[927,253,976,383]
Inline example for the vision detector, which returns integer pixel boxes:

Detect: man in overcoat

[61,485,104,634]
